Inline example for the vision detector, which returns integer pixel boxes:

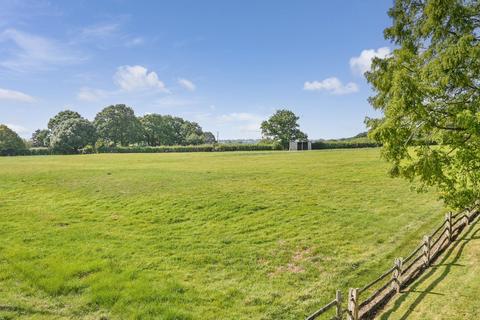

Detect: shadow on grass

[380,219,480,320]
[0,304,58,316]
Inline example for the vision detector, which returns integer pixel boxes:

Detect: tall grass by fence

[306,206,479,320]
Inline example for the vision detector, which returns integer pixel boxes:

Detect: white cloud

[304,77,359,95]
[350,47,391,75]
[77,65,169,102]
[153,96,197,107]
[5,123,28,134]
[0,28,85,72]
[178,78,196,91]
[217,112,264,133]
[0,88,35,102]
[80,23,119,39]
[125,37,144,47]
[113,65,169,92]
[77,87,109,102]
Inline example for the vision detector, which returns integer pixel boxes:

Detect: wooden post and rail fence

[305,205,479,320]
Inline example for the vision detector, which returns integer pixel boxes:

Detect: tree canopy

[31,129,50,147]
[48,110,82,131]
[0,125,26,155]
[261,109,307,149]
[94,104,142,146]
[50,118,97,153]
[366,0,480,208]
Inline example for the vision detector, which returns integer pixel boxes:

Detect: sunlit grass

[0,149,444,319]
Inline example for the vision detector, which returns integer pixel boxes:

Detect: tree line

[1,107,308,155]
[27,104,217,153]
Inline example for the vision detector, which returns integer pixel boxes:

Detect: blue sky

[0,0,393,139]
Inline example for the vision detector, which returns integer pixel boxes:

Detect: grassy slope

[379,219,480,320]
[0,149,444,319]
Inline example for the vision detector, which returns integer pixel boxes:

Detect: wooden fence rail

[306,206,479,320]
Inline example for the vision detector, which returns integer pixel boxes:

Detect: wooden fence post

[445,212,452,242]
[336,290,342,320]
[423,235,431,267]
[347,288,359,320]
[392,258,403,293]
[464,212,470,227]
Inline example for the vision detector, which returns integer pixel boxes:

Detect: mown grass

[0,149,445,319]
[380,218,480,319]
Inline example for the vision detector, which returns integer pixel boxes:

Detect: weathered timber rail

[305,205,479,320]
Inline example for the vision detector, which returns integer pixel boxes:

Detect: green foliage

[139,113,174,146]
[31,129,50,147]
[261,109,307,149]
[366,0,480,208]
[203,131,216,144]
[312,139,379,150]
[94,104,142,146]
[214,143,281,151]
[90,143,279,154]
[0,124,26,155]
[104,145,215,153]
[47,110,82,131]
[139,113,212,146]
[0,149,444,319]
[50,118,97,153]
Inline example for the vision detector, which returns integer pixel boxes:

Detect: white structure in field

[289,140,311,151]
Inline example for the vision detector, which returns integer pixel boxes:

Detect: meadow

[0,149,445,319]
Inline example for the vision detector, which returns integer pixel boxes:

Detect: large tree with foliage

[50,118,96,153]
[48,110,82,131]
[31,129,50,147]
[261,109,307,149]
[0,125,26,155]
[366,0,480,208]
[139,113,171,146]
[94,104,142,146]
[203,131,216,144]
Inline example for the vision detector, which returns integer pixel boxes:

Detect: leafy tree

[181,121,205,145]
[94,104,142,146]
[50,118,97,153]
[261,109,307,149]
[140,114,174,146]
[0,125,26,155]
[31,129,50,147]
[366,0,480,208]
[203,131,216,144]
[163,115,185,145]
[48,110,82,131]
[140,114,209,146]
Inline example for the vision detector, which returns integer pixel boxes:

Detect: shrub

[0,124,26,156]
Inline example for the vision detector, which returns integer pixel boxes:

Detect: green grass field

[0,149,446,319]
[379,218,480,319]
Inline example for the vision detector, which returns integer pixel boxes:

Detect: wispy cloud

[350,47,391,75]
[0,87,35,102]
[75,21,146,48]
[125,37,145,47]
[113,65,169,92]
[304,77,358,95]
[153,96,199,107]
[77,87,109,102]
[79,23,120,39]
[0,28,86,72]
[217,112,264,133]
[173,36,204,48]
[178,78,196,91]
[5,123,28,134]
[0,0,63,28]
